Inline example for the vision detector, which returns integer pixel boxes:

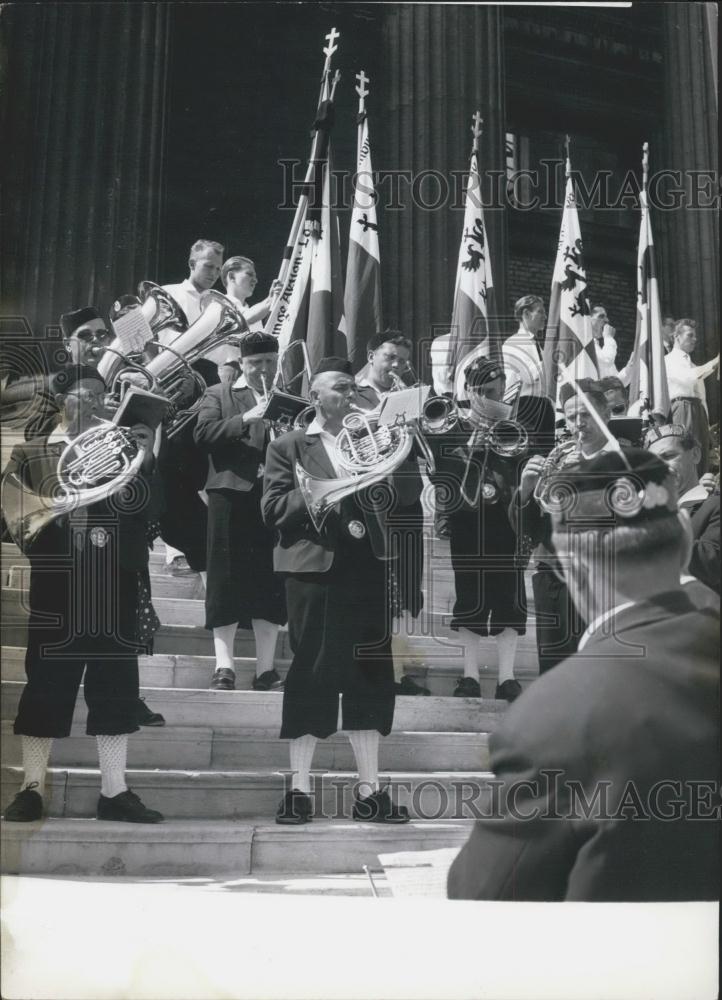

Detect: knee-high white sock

[252,618,280,676]
[460,628,480,680]
[96,735,128,799]
[347,730,380,798]
[496,627,519,683]
[21,736,53,795]
[289,735,317,794]
[213,622,237,672]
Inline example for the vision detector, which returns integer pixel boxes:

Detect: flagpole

[271,28,340,296]
[639,141,651,428]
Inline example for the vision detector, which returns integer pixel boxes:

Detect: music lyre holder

[260,390,309,428]
[377,385,431,428]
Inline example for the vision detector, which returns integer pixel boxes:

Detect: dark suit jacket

[2,436,158,570]
[262,427,390,573]
[194,383,268,492]
[683,491,720,594]
[447,591,720,902]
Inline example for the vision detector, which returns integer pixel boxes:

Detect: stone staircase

[1,524,540,881]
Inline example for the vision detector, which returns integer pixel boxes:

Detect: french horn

[2,420,147,551]
[295,409,412,533]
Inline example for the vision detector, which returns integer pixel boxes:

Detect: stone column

[379,6,508,375]
[2,3,170,336]
[661,2,718,421]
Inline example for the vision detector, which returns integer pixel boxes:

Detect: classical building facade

[1,3,717,412]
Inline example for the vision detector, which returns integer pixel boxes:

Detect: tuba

[295,410,412,533]
[2,420,147,552]
[139,291,249,437]
[97,282,190,394]
[138,281,189,341]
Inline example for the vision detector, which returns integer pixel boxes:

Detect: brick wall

[507,254,638,359]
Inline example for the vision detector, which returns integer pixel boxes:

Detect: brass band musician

[262,357,409,825]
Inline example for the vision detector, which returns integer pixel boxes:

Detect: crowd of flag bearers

[1,27,719,901]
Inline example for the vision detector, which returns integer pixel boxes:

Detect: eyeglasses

[74,328,113,344]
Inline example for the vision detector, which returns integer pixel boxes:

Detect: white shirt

[578,601,635,651]
[305,416,343,476]
[594,334,619,379]
[503,325,546,396]
[161,278,208,326]
[665,347,719,413]
[679,482,709,507]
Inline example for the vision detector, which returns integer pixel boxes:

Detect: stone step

[1,817,472,876]
[4,564,206,600]
[2,681,507,732]
[1,589,541,671]
[2,765,494,821]
[0,642,539,696]
[1,719,490,772]
[0,720,214,770]
[1,646,292,689]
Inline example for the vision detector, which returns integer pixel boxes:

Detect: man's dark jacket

[447,591,720,902]
[194,383,268,492]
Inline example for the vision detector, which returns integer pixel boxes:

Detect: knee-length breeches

[205,486,287,630]
[280,543,396,740]
[448,504,527,637]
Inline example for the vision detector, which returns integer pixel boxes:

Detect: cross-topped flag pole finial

[564,134,572,177]
[471,111,483,155]
[356,70,369,115]
[322,26,339,78]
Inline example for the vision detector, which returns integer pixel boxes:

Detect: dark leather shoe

[3,783,43,822]
[97,789,164,823]
[353,788,410,824]
[275,789,313,825]
[136,697,165,727]
[495,679,522,703]
[252,669,284,691]
[210,668,236,691]
[453,677,481,698]
[395,675,431,696]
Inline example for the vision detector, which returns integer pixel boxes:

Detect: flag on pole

[264,32,346,382]
[434,112,499,398]
[542,144,598,402]
[344,71,383,373]
[626,144,670,420]
[305,146,347,371]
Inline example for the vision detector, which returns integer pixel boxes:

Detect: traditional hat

[643,423,690,448]
[239,331,278,358]
[464,357,504,389]
[59,307,103,340]
[313,356,353,377]
[547,448,678,526]
[51,365,107,395]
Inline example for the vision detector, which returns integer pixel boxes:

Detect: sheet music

[111,306,153,355]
